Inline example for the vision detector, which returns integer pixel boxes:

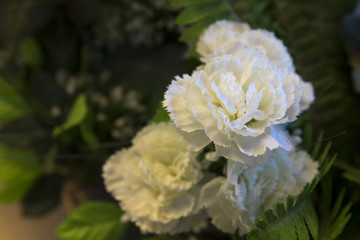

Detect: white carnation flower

[197,20,294,71]
[103,122,206,235]
[200,148,318,235]
[196,20,250,61]
[164,51,303,165]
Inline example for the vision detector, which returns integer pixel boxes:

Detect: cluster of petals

[103,19,318,236]
[164,20,315,166]
[103,122,207,234]
[200,148,318,235]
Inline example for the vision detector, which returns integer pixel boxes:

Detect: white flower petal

[200,177,239,233]
[164,75,204,132]
[300,80,315,111]
[164,50,302,165]
[103,122,206,234]
[177,128,211,151]
[202,147,318,236]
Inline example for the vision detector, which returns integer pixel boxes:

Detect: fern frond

[247,131,337,240]
[318,178,352,240]
[247,196,317,240]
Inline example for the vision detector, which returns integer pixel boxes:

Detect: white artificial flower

[197,20,294,71]
[200,148,318,235]
[103,122,206,235]
[164,50,303,166]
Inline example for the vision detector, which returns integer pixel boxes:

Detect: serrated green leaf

[264,209,278,224]
[0,75,30,124]
[56,201,126,240]
[286,195,295,212]
[303,201,319,240]
[247,197,318,240]
[275,201,286,217]
[0,144,42,203]
[169,0,219,7]
[19,37,44,67]
[175,1,228,26]
[151,102,170,123]
[53,94,88,136]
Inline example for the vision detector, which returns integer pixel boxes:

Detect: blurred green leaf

[0,75,30,124]
[145,236,183,240]
[0,144,42,203]
[169,0,219,7]
[21,173,64,216]
[151,102,170,123]
[179,13,231,42]
[319,177,352,240]
[56,201,127,240]
[80,114,99,153]
[19,37,44,67]
[175,0,228,26]
[53,94,88,136]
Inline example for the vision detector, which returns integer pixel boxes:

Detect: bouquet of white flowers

[102,20,319,237]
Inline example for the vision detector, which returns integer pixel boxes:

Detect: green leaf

[169,0,219,7]
[56,201,127,240]
[151,102,170,123]
[180,13,232,42]
[247,130,339,240]
[0,144,42,203]
[0,75,30,124]
[144,236,183,240]
[247,196,318,240]
[53,94,88,136]
[19,37,44,67]
[79,112,99,153]
[21,173,64,216]
[170,0,237,42]
[175,1,229,26]
[318,178,352,240]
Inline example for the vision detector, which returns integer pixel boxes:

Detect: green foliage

[247,196,318,240]
[21,173,64,216]
[151,102,170,123]
[246,131,338,240]
[170,0,219,7]
[53,94,88,136]
[56,201,127,240]
[19,37,44,67]
[170,0,237,42]
[79,113,99,153]
[145,236,183,240]
[0,75,30,124]
[0,144,42,203]
[318,178,352,240]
